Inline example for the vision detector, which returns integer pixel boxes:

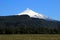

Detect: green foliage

[0,15,60,34]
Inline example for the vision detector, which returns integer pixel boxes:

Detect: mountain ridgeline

[0,15,60,34]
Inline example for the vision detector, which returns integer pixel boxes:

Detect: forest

[0,15,60,34]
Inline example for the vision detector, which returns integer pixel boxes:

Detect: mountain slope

[0,8,60,34]
[0,15,60,34]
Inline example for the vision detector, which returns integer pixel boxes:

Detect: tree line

[0,15,60,34]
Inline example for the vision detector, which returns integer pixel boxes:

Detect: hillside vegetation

[0,15,60,34]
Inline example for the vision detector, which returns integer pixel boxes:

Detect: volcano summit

[17,8,48,19]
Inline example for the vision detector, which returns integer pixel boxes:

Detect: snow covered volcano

[17,8,48,19]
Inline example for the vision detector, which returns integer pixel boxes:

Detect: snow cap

[17,8,47,19]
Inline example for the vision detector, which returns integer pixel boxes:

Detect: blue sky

[0,0,60,20]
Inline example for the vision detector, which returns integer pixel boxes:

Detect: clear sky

[0,0,60,20]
